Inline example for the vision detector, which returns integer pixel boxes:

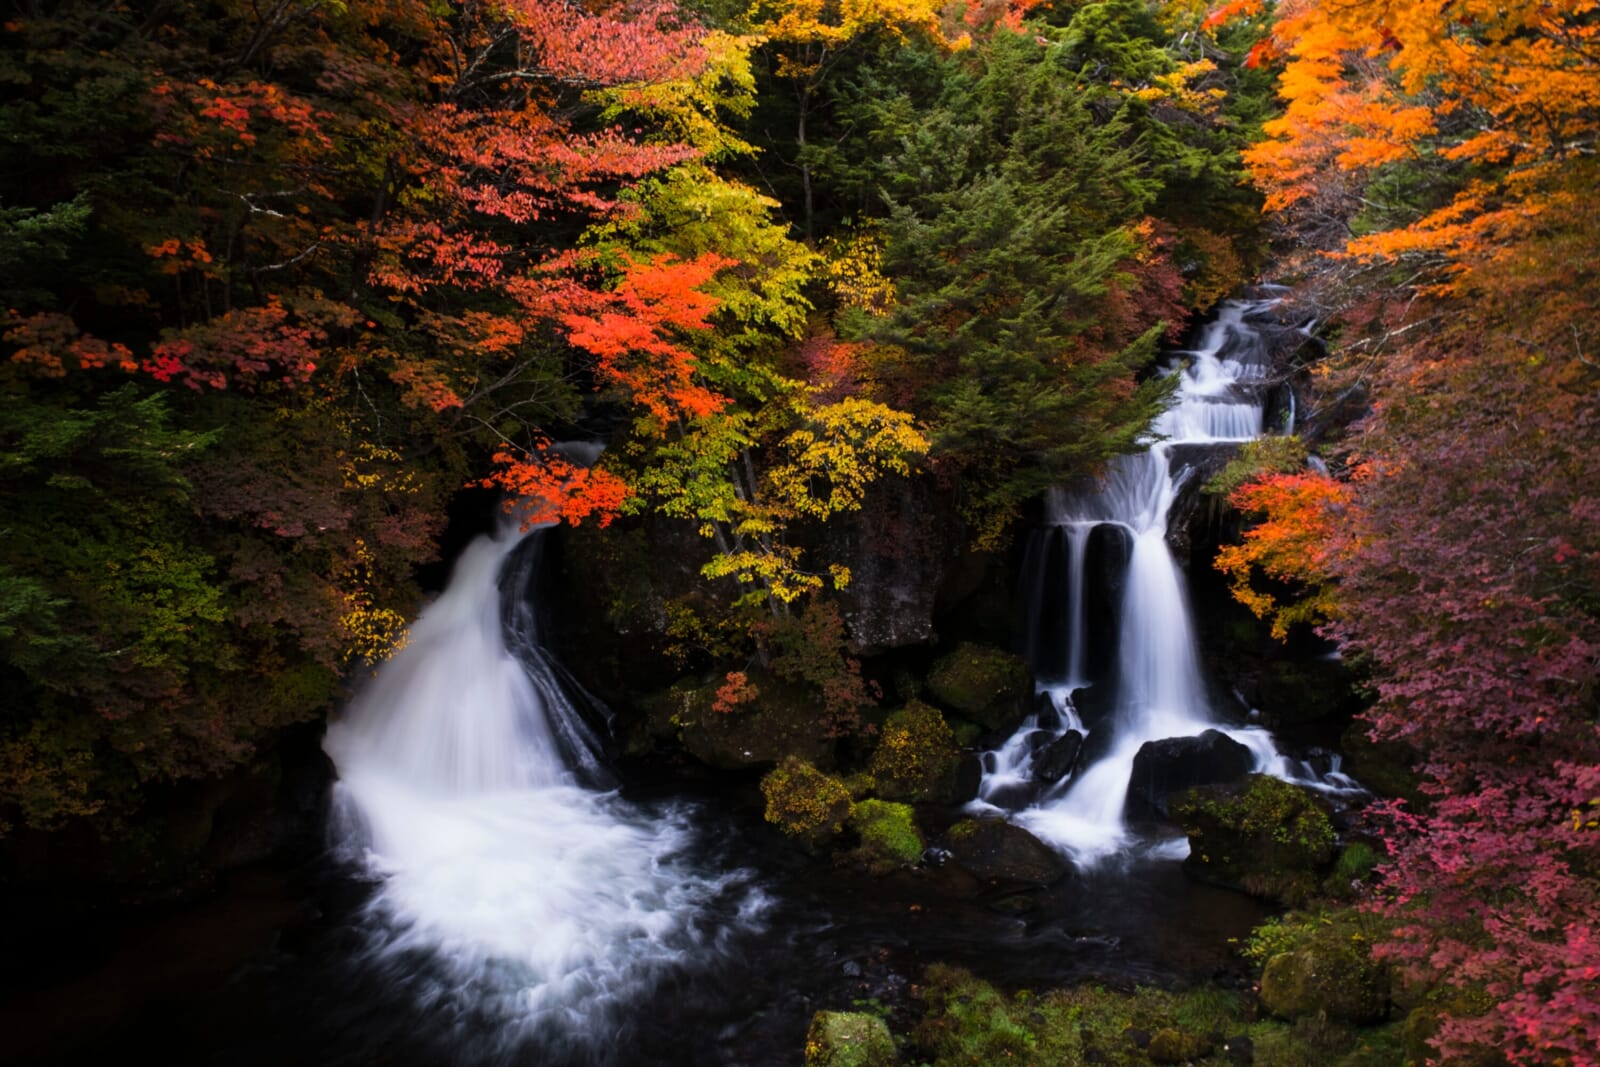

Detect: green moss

[760,757,853,842]
[911,965,1252,1067]
[1250,910,1392,1025]
[805,1010,898,1067]
[849,799,923,870]
[925,643,1031,730]
[1147,1027,1214,1063]
[1205,435,1309,497]
[1172,775,1337,905]
[868,701,960,801]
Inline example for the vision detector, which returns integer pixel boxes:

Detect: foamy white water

[324,514,764,1049]
[979,298,1359,865]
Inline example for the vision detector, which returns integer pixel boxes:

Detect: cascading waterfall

[976,297,1359,865]
[324,508,764,1057]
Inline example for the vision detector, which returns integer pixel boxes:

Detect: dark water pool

[0,789,1268,1067]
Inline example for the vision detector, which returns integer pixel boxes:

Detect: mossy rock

[1254,656,1360,727]
[761,757,853,844]
[1146,1027,1215,1063]
[849,799,923,872]
[805,1010,898,1067]
[664,670,834,770]
[868,701,961,802]
[945,816,1067,886]
[925,643,1031,731]
[1171,775,1337,905]
[1255,916,1391,1026]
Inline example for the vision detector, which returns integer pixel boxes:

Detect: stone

[804,1010,898,1067]
[1171,774,1337,905]
[1258,943,1389,1024]
[868,702,961,802]
[665,672,835,770]
[1031,730,1084,785]
[925,643,1032,732]
[1125,729,1254,820]
[946,817,1068,886]
[953,751,985,804]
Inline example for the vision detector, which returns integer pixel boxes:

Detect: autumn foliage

[1210,0,1600,1058]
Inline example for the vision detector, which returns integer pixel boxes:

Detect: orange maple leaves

[1229,0,1600,288]
[1214,471,1358,639]
[563,252,734,424]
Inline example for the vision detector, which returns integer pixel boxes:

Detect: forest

[0,1,1596,1065]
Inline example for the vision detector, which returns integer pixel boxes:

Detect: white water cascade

[975,297,1360,865]
[324,510,764,1053]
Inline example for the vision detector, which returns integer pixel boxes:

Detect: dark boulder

[946,817,1068,886]
[1031,730,1084,786]
[1125,729,1254,820]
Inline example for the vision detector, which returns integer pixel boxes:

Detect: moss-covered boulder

[925,643,1031,731]
[1171,775,1336,904]
[848,799,923,873]
[658,671,834,770]
[1259,944,1389,1025]
[1146,1027,1216,1064]
[805,1010,898,1067]
[761,758,853,844]
[868,702,961,802]
[946,816,1068,886]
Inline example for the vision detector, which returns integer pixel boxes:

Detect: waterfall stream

[323,513,766,1057]
[975,297,1361,864]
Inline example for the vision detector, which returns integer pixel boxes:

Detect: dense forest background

[1,1,1596,1063]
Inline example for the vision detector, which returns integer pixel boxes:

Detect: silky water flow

[323,512,767,1055]
[976,297,1362,865]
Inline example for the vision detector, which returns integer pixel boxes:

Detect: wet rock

[981,780,1039,811]
[827,475,954,655]
[946,817,1068,886]
[1030,690,1056,722]
[925,643,1032,732]
[1125,730,1254,820]
[804,1010,898,1067]
[1031,730,1084,786]
[954,752,985,803]
[1171,775,1337,905]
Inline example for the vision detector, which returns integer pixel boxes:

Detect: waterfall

[324,509,764,1055]
[978,298,1359,865]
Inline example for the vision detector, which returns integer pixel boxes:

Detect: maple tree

[1208,0,1600,1058]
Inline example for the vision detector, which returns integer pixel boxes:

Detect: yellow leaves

[821,229,895,312]
[1132,59,1227,114]
[336,538,409,666]
[764,396,928,519]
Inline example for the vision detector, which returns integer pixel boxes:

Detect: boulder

[946,817,1068,886]
[1259,943,1389,1024]
[848,800,924,873]
[804,1010,898,1067]
[662,672,835,770]
[1171,775,1337,905]
[760,758,854,845]
[868,702,961,802]
[1125,730,1254,820]
[925,643,1032,732]
[1031,730,1084,786]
